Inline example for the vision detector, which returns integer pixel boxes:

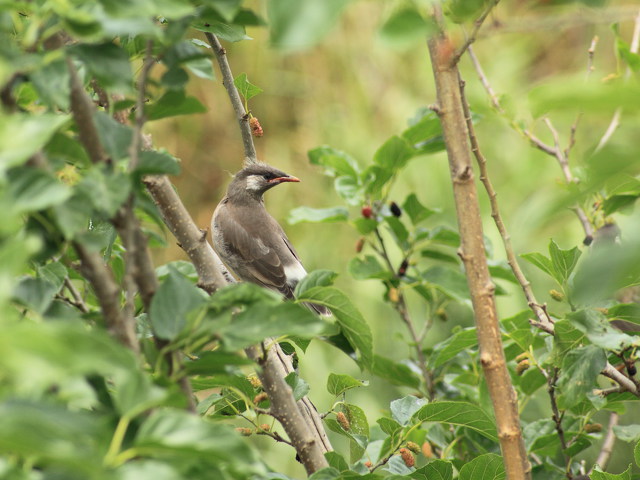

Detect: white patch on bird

[246,175,264,192]
[284,262,307,285]
[255,237,270,255]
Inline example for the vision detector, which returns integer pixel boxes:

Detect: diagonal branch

[453,0,500,64]
[205,33,258,165]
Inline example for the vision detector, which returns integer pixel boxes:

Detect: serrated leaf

[77,167,131,217]
[590,464,632,480]
[521,252,555,279]
[233,73,263,101]
[287,206,348,224]
[413,402,498,442]
[297,286,373,368]
[327,373,368,396]
[374,135,415,171]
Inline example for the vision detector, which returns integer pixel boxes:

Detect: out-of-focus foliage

[2,0,640,479]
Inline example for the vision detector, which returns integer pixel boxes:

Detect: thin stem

[545,368,571,477]
[453,0,500,64]
[104,415,130,467]
[459,77,553,330]
[63,277,89,313]
[128,40,154,172]
[205,33,257,165]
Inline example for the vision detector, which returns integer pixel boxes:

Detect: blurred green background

[148,1,640,475]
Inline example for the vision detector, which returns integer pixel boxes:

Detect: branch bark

[427,18,531,480]
[206,33,258,165]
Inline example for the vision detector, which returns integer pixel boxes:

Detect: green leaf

[410,460,454,480]
[285,372,310,401]
[445,0,487,23]
[348,255,391,280]
[220,302,331,350]
[53,192,94,238]
[385,216,409,248]
[149,267,207,340]
[7,167,71,213]
[295,269,338,296]
[233,73,263,101]
[568,310,637,351]
[556,345,607,410]
[146,90,207,121]
[308,145,360,179]
[458,453,505,480]
[616,37,640,73]
[353,217,378,235]
[136,150,181,175]
[184,351,252,375]
[591,465,632,480]
[371,354,421,389]
[422,266,470,302]
[430,328,477,368]
[70,43,133,90]
[13,277,59,314]
[374,135,415,172]
[378,7,436,49]
[268,0,350,52]
[297,286,373,368]
[135,408,259,464]
[413,402,499,442]
[94,111,134,161]
[635,439,640,468]
[334,175,364,205]
[324,451,349,472]
[30,58,70,110]
[521,251,555,278]
[402,193,436,225]
[613,425,640,443]
[287,206,348,224]
[327,373,368,396]
[0,114,70,173]
[192,10,251,42]
[77,167,131,217]
[390,395,427,426]
[551,319,585,363]
[548,239,581,284]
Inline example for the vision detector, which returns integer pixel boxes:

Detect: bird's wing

[215,204,294,297]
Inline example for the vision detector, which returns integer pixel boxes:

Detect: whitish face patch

[246,175,264,192]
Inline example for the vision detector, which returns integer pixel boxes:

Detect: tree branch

[205,33,258,165]
[453,0,500,64]
[591,412,619,473]
[427,19,531,479]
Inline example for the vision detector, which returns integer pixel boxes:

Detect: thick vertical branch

[205,33,258,165]
[427,27,531,480]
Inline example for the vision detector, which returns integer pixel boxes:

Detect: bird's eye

[262,174,272,180]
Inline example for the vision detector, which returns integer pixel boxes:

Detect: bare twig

[74,242,139,353]
[453,0,501,64]
[544,368,571,478]
[460,77,553,330]
[64,277,89,313]
[595,9,640,153]
[205,33,258,165]
[591,413,619,473]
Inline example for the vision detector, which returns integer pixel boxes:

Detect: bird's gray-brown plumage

[211,164,329,315]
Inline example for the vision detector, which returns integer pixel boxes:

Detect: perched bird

[211,163,329,315]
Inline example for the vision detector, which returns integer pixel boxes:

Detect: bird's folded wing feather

[216,205,293,296]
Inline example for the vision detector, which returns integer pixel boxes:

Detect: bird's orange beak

[270,176,300,184]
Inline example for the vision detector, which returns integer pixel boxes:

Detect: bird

[211,163,330,315]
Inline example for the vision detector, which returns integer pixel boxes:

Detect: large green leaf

[371,355,421,389]
[391,395,427,426]
[548,239,581,285]
[410,460,453,480]
[149,267,207,340]
[458,454,505,480]
[146,90,207,121]
[8,167,71,213]
[308,145,360,179]
[557,345,607,409]
[70,43,133,91]
[327,373,368,396]
[297,286,373,367]
[378,7,436,49]
[413,402,498,442]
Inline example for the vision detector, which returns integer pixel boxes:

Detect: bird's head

[228,164,300,201]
